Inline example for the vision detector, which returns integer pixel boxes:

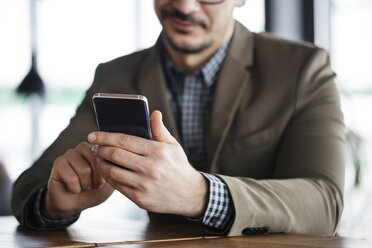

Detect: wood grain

[1,216,371,248]
[99,235,372,248]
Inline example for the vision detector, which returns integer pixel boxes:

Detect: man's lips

[168,17,199,33]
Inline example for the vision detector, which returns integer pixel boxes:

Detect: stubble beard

[163,31,213,54]
[160,7,213,54]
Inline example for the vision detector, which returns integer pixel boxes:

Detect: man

[12,0,345,236]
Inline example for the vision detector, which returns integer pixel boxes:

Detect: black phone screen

[93,97,151,139]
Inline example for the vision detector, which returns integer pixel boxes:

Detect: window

[330,0,372,238]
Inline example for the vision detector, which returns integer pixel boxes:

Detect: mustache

[160,8,207,29]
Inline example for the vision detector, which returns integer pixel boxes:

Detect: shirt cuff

[199,172,234,230]
[32,186,80,228]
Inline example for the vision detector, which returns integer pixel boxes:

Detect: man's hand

[88,110,209,218]
[44,142,114,219]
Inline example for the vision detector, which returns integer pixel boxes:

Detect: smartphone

[92,93,152,139]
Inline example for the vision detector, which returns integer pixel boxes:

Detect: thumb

[151,110,177,144]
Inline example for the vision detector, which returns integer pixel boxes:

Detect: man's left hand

[88,110,209,218]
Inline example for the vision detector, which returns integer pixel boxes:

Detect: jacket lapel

[137,42,181,143]
[207,22,255,172]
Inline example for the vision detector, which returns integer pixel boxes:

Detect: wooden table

[0,215,371,248]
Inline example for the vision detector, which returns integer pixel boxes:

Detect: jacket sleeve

[219,49,345,236]
[11,64,104,229]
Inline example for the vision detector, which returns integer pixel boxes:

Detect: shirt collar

[200,42,229,87]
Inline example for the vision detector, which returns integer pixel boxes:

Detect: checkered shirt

[162,42,234,230]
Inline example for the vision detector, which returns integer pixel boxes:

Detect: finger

[103,177,137,205]
[76,142,97,166]
[52,157,82,194]
[88,132,151,156]
[100,173,143,210]
[99,159,143,189]
[91,156,105,188]
[76,142,105,188]
[93,145,148,173]
[113,184,138,206]
[150,110,177,144]
[65,149,93,191]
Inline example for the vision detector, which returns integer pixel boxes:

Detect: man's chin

[165,35,212,55]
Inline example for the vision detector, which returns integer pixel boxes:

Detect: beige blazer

[12,22,345,236]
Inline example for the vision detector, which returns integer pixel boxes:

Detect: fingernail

[92,145,99,154]
[88,133,97,142]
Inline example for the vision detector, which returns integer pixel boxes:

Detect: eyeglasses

[197,0,225,4]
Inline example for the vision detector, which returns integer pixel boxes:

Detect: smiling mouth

[168,17,204,34]
[160,7,207,33]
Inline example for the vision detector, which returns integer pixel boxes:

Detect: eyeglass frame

[197,0,225,4]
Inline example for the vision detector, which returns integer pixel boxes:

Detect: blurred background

[0,0,371,238]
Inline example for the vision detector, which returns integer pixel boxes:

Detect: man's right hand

[43,142,114,219]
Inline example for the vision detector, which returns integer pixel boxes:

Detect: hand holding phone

[87,110,209,218]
